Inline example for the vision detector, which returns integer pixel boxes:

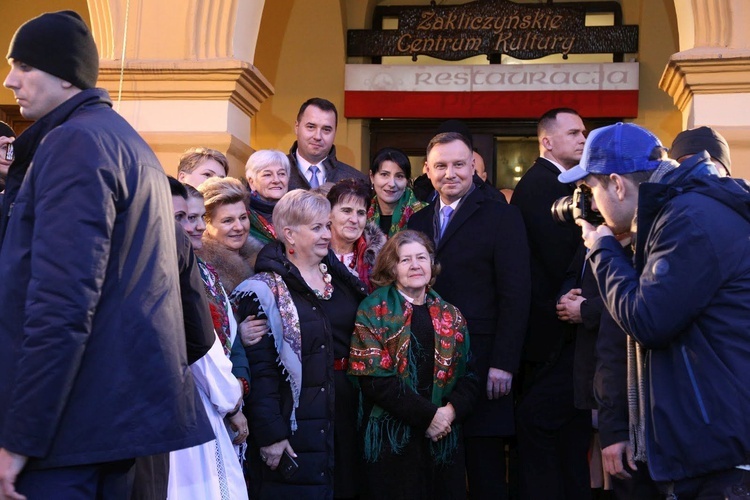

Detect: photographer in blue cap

[558,122,750,498]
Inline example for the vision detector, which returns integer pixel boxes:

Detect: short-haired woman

[231,190,367,499]
[367,147,426,237]
[327,178,385,292]
[178,146,229,188]
[244,149,290,244]
[196,176,263,294]
[349,230,478,499]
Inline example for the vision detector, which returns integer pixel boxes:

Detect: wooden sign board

[348,0,638,61]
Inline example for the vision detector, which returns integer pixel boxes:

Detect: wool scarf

[367,187,427,238]
[349,284,470,463]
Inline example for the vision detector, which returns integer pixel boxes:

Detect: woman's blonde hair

[197,177,248,222]
[370,230,440,288]
[273,190,331,243]
[178,147,229,175]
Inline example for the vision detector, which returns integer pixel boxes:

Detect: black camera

[551,185,605,225]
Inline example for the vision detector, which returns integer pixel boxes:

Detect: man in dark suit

[510,108,591,499]
[287,97,367,190]
[408,132,530,500]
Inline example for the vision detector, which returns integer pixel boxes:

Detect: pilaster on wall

[88,0,271,176]
[660,0,750,178]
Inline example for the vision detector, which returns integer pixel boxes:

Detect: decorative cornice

[97,59,274,117]
[659,49,750,111]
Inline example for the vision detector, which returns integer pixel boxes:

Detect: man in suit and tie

[510,107,592,499]
[408,131,531,499]
[286,97,367,190]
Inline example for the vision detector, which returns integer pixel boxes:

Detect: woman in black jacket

[231,189,366,499]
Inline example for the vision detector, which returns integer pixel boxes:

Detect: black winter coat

[236,241,366,499]
[511,157,581,364]
[0,89,212,469]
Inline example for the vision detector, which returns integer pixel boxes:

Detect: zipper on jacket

[681,346,710,424]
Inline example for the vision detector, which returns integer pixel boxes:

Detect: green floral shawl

[367,187,427,238]
[349,284,470,463]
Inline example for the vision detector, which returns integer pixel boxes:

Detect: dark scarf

[367,187,427,238]
[248,192,278,244]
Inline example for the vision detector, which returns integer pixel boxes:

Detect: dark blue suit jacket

[408,186,530,435]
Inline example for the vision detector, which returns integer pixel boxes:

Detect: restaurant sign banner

[344,62,639,119]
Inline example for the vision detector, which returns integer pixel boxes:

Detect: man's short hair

[426,132,472,158]
[538,108,581,137]
[296,98,338,124]
[178,147,229,176]
[558,123,664,184]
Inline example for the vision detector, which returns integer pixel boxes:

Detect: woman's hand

[259,439,296,470]
[240,315,269,347]
[226,407,249,445]
[425,403,456,442]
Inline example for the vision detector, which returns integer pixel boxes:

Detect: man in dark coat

[567,122,750,498]
[510,107,592,499]
[0,11,212,498]
[408,132,530,500]
[287,97,368,190]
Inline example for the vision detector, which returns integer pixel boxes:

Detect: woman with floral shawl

[349,230,478,499]
[367,147,427,238]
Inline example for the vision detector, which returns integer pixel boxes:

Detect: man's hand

[0,448,28,500]
[487,368,513,399]
[557,288,585,324]
[577,219,614,249]
[602,441,636,479]
[239,315,268,347]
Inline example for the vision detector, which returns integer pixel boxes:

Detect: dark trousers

[129,453,169,500]
[516,343,592,500]
[16,459,134,500]
[465,436,508,500]
[659,467,750,499]
[611,461,661,500]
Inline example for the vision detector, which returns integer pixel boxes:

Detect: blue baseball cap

[558,122,664,184]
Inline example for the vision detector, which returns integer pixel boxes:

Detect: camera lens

[551,195,576,224]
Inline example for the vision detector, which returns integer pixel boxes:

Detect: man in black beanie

[669,125,732,177]
[0,11,213,499]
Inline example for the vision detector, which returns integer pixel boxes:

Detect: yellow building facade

[0,0,747,179]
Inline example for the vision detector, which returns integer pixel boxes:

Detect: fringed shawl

[349,285,470,463]
[367,187,427,238]
[230,272,302,432]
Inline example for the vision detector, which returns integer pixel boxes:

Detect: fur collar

[196,235,265,293]
[361,222,386,267]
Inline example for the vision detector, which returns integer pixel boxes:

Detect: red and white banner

[345,62,638,119]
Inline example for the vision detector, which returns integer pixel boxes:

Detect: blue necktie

[439,205,454,240]
[309,165,320,189]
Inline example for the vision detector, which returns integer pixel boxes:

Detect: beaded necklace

[314,263,334,300]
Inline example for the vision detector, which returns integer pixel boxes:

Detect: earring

[289,247,295,255]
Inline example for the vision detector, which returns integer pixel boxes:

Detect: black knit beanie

[0,121,14,139]
[7,10,99,90]
[669,126,731,174]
